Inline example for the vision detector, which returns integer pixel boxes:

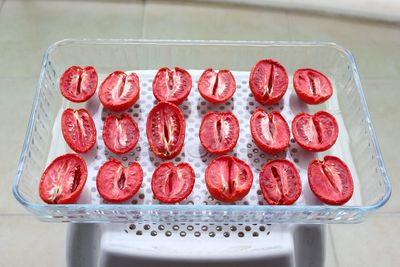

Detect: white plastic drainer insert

[124,222,271,239]
[50,69,360,208]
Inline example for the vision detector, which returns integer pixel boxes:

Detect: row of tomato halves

[39,59,353,206]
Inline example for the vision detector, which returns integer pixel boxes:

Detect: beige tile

[143,0,290,40]
[287,10,400,45]
[0,0,145,78]
[329,214,400,267]
[352,43,400,80]
[325,228,339,267]
[0,78,38,214]
[0,41,47,79]
[0,215,66,267]
[362,79,400,213]
[287,11,400,80]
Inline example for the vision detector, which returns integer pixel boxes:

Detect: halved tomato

[308,156,353,205]
[249,59,288,105]
[198,69,236,103]
[205,155,253,202]
[60,66,98,103]
[102,113,139,155]
[99,71,140,111]
[39,154,87,204]
[152,67,192,105]
[61,108,96,153]
[96,159,143,203]
[250,108,290,154]
[151,162,195,204]
[293,68,333,105]
[259,159,302,205]
[199,111,239,154]
[146,101,185,159]
[292,111,338,152]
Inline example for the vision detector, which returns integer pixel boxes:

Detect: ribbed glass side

[13,40,390,223]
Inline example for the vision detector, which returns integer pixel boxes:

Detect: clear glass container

[12,39,391,223]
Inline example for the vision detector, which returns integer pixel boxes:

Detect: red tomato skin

[292,111,338,152]
[152,67,192,105]
[102,113,139,155]
[151,162,195,204]
[250,108,290,154]
[249,59,288,105]
[259,159,302,205]
[199,111,240,154]
[96,159,143,203]
[99,71,140,111]
[293,68,333,105]
[39,154,88,204]
[198,69,236,104]
[146,101,186,159]
[60,66,98,103]
[61,108,97,153]
[205,155,253,202]
[308,156,354,205]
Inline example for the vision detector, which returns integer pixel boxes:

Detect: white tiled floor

[0,215,65,267]
[0,0,145,78]
[1,0,399,266]
[143,0,291,40]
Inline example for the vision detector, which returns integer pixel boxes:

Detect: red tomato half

[250,108,290,154]
[60,66,98,103]
[152,67,192,105]
[292,111,338,152]
[96,159,143,203]
[61,108,96,153]
[102,113,139,155]
[205,155,253,202]
[146,101,185,159]
[99,71,140,111]
[198,69,236,103]
[39,154,87,204]
[151,162,195,204]
[249,59,288,105]
[293,68,333,105]
[308,156,354,205]
[199,111,239,154]
[259,159,302,205]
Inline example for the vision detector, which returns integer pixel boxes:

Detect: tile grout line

[0,213,31,217]
[327,226,341,267]
[141,0,147,39]
[285,10,292,41]
[0,0,5,15]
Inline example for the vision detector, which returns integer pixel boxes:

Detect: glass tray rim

[12,39,392,222]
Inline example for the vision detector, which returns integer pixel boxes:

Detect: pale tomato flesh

[96,159,143,203]
[60,66,98,102]
[292,111,338,152]
[249,59,288,105]
[205,155,253,202]
[294,68,333,105]
[146,102,185,159]
[259,159,302,205]
[99,71,140,111]
[199,112,239,154]
[39,154,87,204]
[61,108,96,153]
[102,113,139,154]
[152,67,192,105]
[250,109,289,154]
[151,162,195,204]
[308,156,354,205]
[198,69,236,103]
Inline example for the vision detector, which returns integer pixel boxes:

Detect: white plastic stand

[66,224,325,267]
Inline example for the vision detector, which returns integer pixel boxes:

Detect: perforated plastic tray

[13,40,391,223]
